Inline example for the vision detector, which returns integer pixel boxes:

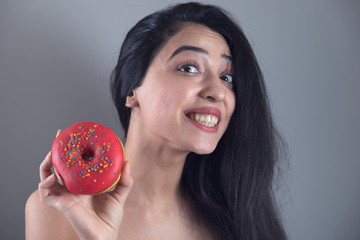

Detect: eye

[220,74,233,83]
[178,64,199,74]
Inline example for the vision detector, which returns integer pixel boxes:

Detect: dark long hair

[110,2,287,240]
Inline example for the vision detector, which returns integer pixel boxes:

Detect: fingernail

[56,129,62,137]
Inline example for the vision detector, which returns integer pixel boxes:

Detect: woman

[26,2,287,240]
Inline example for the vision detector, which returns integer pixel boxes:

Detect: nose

[199,72,225,102]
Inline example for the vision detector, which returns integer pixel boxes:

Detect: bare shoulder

[25,190,78,240]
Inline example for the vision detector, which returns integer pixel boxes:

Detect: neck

[123,120,189,210]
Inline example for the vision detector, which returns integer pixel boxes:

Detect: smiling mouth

[185,112,219,127]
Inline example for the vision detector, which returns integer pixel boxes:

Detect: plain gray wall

[0,0,359,239]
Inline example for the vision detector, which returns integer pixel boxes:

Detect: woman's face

[133,23,235,154]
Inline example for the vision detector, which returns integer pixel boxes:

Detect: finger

[38,173,61,204]
[53,167,65,186]
[39,173,57,191]
[56,129,62,137]
[120,161,133,188]
[48,129,64,184]
[111,161,133,205]
[39,130,63,181]
[38,174,71,212]
[40,151,53,181]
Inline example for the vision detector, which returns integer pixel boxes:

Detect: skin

[26,23,236,240]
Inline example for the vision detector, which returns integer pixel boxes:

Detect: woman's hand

[38,130,133,240]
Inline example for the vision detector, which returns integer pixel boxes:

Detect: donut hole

[81,150,94,162]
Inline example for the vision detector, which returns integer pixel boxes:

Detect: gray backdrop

[0,0,359,239]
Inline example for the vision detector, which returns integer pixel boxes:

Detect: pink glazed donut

[52,122,124,195]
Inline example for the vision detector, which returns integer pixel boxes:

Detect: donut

[51,122,124,195]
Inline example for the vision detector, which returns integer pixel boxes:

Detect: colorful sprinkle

[57,124,118,181]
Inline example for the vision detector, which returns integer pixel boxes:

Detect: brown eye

[220,74,233,83]
[178,65,198,73]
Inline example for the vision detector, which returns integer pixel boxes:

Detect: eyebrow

[167,45,232,63]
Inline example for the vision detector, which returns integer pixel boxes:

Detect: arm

[25,131,133,240]
[25,190,79,240]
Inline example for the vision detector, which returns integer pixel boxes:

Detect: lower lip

[184,116,219,133]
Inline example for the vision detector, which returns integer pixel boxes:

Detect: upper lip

[184,107,222,122]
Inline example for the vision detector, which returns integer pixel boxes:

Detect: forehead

[158,23,231,58]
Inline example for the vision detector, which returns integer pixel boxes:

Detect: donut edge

[94,171,122,195]
[94,135,125,195]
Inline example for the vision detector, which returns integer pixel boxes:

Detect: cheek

[220,92,236,132]
[226,92,236,117]
[230,94,236,115]
[139,83,183,124]
[151,76,195,111]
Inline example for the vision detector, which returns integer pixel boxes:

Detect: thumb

[110,161,133,205]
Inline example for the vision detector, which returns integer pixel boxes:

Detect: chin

[191,142,217,155]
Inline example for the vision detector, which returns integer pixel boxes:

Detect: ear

[125,90,138,108]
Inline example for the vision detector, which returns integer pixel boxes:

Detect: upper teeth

[188,113,219,127]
